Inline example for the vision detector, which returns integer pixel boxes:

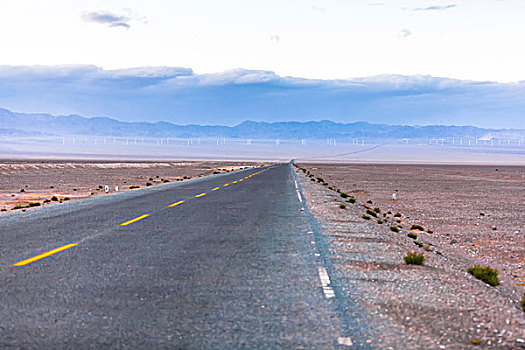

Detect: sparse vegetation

[347,197,356,204]
[414,241,424,248]
[468,265,500,286]
[339,204,346,209]
[390,226,400,233]
[427,229,434,234]
[340,193,349,198]
[366,209,378,218]
[63,197,70,201]
[377,219,384,224]
[1,209,6,212]
[367,200,373,204]
[146,182,152,186]
[394,212,401,217]
[404,253,425,265]
[129,185,140,189]
[51,196,58,201]
[407,233,418,239]
[471,339,483,346]
[20,189,25,192]
[411,225,424,231]
[521,294,525,312]
[43,199,51,203]
[374,207,381,213]
[362,214,371,220]
[163,179,170,183]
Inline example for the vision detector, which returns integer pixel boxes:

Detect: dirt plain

[295,163,525,348]
[0,161,264,212]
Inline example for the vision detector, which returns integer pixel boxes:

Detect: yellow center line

[195,192,207,198]
[169,200,185,207]
[211,187,220,191]
[11,243,78,267]
[239,179,244,182]
[232,181,238,184]
[120,214,150,226]
[224,183,230,187]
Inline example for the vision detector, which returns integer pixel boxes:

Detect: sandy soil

[295,163,525,348]
[0,161,264,212]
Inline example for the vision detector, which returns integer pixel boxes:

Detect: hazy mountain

[0,66,524,128]
[1,107,522,140]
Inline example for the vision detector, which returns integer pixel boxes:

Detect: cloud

[398,29,412,38]
[368,2,385,6]
[270,35,280,43]
[413,4,457,11]
[82,10,144,29]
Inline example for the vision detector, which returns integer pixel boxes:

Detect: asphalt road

[0,163,356,349]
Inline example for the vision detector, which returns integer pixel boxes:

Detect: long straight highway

[0,163,360,348]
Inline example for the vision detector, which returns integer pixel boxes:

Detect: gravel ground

[294,164,525,349]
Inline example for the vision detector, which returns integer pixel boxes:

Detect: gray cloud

[82,11,133,29]
[398,29,412,38]
[270,35,280,43]
[413,4,457,11]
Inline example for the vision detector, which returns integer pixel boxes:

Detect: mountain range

[1,108,522,140]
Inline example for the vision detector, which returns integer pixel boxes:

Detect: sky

[0,0,524,83]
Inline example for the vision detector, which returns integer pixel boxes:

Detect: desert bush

[20,189,25,193]
[377,219,384,224]
[521,294,525,312]
[339,204,346,209]
[26,202,40,207]
[468,265,499,286]
[98,185,103,189]
[340,193,349,198]
[322,182,328,186]
[63,197,70,201]
[347,197,356,204]
[129,185,140,189]
[316,177,324,182]
[310,178,315,182]
[163,179,170,183]
[367,200,373,204]
[407,233,418,239]
[404,253,425,265]
[362,215,371,220]
[427,229,434,234]
[394,212,401,217]
[374,207,381,213]
[390,226,400,233]
[146,182,152,186]
[43,199,51,203]
[471,339,482,345]
[1,209,6,212]
[414,241,423,248]
[51,196,58,201]
[366,209,378,218]
[411,224,424,231]
[12,205,24,210]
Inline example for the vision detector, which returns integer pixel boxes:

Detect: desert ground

[295,163,525,347]
[0,161,264,212]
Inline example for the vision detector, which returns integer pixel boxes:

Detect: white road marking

[294,181,299,189]
[337,336,353,346]
[296,190,302,202]
[318,266,335,299]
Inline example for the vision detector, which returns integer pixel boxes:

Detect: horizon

[1,105,523,130]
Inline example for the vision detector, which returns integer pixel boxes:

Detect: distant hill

[0,107,523,140]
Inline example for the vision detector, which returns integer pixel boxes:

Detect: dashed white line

[318,266,335,299]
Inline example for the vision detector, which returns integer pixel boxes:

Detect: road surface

[0,163,364,348]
